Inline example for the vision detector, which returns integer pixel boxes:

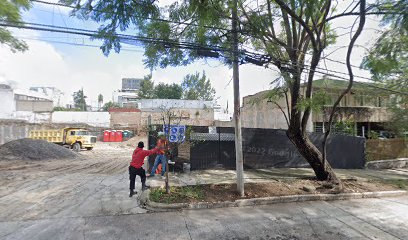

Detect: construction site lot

[2,138,408,224]
[0,139,147,223]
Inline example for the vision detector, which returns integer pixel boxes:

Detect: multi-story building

[121,78,142,92]
[240,78,397,137]
[0,83,53,122]
[29,87,64,107]
[112,78,143,107]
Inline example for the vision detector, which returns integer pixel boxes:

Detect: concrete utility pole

[232,0,244,197]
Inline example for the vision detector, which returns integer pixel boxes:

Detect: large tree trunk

[287,127,342,187]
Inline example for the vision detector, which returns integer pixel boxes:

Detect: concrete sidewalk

[2,196,408,240]
[147,167,408,188]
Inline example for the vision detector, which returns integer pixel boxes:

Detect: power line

[15,36,144,52]
[30,0,386,78]
[4,20,406,96]
[265,64,408,96]
[0,20,231,53]
[30,0,231,32]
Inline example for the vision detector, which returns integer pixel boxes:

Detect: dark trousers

[129,166,146,190]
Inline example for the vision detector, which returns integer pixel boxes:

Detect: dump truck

[29,128,97,151]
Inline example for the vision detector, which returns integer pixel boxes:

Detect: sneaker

[147,174,155,178]
[142,185,150,191]
[168,160,175,164]
[161,175,166,180]
[129,190,136,197]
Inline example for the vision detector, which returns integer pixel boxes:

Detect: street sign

[163,125,186,143]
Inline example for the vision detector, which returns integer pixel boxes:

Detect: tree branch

[323,0,367,167]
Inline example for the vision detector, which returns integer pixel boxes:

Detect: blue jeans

[150,154,166,176]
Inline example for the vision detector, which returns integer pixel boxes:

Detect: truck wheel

[86,147,93,151]
[73,143,81,152]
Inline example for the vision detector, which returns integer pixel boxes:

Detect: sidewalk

[147,167,408,188]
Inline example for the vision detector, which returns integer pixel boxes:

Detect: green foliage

[386,106,408,136]
[368,130,379,139]
[334,120,355,136]
[181,71,215,101]
[97,94,103,103]
[53,106,81,111]
[150,185,204,204]
[154,83,183,99]
[0,0,30,52]
[72,88,87,111]
[297,90,330,112]
[102,101,120,111]
[138,74,155,99]
[362,0,408,136]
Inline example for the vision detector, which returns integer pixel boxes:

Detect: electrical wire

[15,36,145,52]
[3,21,406,96]
[30,0,232,32]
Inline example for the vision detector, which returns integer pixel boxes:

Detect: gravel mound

[0,138,78,160]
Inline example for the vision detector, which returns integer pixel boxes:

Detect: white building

[29,87,64,107]
[0,83,53,123]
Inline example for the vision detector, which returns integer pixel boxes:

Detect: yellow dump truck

[29,128,97,151]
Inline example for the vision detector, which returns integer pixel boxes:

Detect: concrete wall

[14,111,51,123]
[0,88,15,115]
[0,121,53,145]
[110,112,142,129]
[52,112,110,127]
[141,109,214,127]
[366,139,408,161]
[16,100,53,112]
[241,90,313,132]
[214,120,234,128]
[313,107,393,123]
[110,109,214,129]
[137,99,213,110]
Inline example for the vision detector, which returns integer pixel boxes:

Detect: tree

[102,101,120,111]
[154,83,182,99]
[181,71,215,101]
[0,0,30,52]
[98,94,104,110]
[73,88,87,111]
[138,74,155,99]
[158,106,185,194]
[362,0,408,135]
[65,0,372,186]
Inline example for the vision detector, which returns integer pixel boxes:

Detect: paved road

[1,196,408,240]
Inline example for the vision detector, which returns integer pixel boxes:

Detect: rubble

[0,138,77,160]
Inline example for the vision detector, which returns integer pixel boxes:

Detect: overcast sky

[0,0,382,110]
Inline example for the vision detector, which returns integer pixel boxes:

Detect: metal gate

[190,132,236,170]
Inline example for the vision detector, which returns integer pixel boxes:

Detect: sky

[0,0,383,110]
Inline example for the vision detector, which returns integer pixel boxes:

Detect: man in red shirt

[129,141,159,197]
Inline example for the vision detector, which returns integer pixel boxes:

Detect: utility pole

[232,0,244,197]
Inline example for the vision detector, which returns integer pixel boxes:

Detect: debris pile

[0,138,77,160]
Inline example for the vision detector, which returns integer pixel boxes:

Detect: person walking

[129,141,159,197]
[148,135,169,178]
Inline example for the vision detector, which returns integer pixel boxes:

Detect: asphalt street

[1,196,408,240]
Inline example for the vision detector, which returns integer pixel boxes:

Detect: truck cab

[65,129,97,151]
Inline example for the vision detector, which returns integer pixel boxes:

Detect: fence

[189,128,366,170]
[366,138,408,161]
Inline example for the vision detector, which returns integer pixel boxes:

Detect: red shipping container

[103,130,110,142]
[116,131,123,142]
[109,131,116,142]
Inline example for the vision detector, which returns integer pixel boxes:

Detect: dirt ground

[0,138,147,222]
[151,179,400,204]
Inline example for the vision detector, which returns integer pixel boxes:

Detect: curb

[144,190,407,211]
[366,158,408,169]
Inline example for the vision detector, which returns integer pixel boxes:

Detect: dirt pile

[0,138,77,160]
[120,136,148,148]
